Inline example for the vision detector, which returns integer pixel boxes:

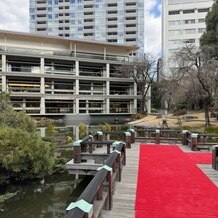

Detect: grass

[129,112,218,130]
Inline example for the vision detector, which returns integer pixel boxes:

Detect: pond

[0,124,129,218]
[0,173,93,218]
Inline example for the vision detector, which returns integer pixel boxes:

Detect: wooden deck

[101,142,218,218]
[102,142,140,218]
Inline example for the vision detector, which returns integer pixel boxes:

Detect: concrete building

[29,0,144,56]
[162,0,214,74]
[0,30,150,122]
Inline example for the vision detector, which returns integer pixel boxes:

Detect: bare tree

[116,55,157,114]
[173,44,218,126]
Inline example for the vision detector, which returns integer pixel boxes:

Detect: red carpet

[135,145,218,218]
[186,152,212,164]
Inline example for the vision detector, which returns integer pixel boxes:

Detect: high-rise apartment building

[162,0,214,73]
[29,0,144,56]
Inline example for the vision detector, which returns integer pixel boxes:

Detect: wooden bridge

[65,128,218,218]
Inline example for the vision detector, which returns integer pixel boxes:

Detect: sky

[0,0,162,57]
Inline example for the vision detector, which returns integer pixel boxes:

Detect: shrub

[204,126,218,134]
[0,127,55,180]
[174,109,187,116]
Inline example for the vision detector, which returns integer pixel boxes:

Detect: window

[184,29,195,34]
[126,24,136,27]
[126,2,136,6]
[108,3,117,7]
[198,18,205,23]
[108,17,117,21]
[183,19,195,24]
[183,9,195,14]
[169,30,181,35]
[169,39,181,45]
[126,31,136,35]
[126,38,136,42]
[107,25,117,28]
[108,32,117,35]
[169,10,180,15]
[169,20,180,26]
[108,11,117,14]
[126,17,136,20]
[108,39,117,42]
[198,28,205,33]
[198,8,209,13]
[183,39,195,43]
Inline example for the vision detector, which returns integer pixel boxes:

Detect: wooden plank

[101,142,140,218]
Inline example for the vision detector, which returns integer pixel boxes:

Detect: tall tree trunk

[204,99,210,127]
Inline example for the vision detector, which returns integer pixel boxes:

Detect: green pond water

[0,173,93,218]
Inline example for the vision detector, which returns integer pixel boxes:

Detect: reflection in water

[0,174,92,218]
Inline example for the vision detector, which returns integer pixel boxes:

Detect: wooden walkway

[101,143,218,218]
[102,142,140,218]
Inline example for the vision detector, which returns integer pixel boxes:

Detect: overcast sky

[0,0,162,57]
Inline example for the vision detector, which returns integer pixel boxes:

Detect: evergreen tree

[200,0,218,59]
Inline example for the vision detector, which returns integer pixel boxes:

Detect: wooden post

[107,171,112,210]
[182,130,188,145]
[212,145,218,170]
[155,129,160,144]
[73,140,82,163]
[129,129,136,143]
[96,131,103,148]
[107,144,110,154]
[97,131,103,141]
[191,133,198,151]
[125,131,131,148]
[97,185,103,200]
[117,152,121,181]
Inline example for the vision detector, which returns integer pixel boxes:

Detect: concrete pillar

[2,75,6,92]
[40,57,44,74]
[106,63,110,78]
[40,77,45,94]
[75,60,79,76]
[2,55,6,71]
[75,98,79,114]
[155,129,160,144]
[191,133,198,151]
[40,97,45,115]
[1,55,6,92]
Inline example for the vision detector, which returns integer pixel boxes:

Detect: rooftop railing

[0,46,129,63]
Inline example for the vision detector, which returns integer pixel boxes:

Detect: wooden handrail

[66,142,125,218]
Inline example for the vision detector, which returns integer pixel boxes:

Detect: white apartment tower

[29,0,144,56]
[162,0,214,74]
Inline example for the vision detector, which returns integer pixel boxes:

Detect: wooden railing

[66,141,126,218]
[134,128,218,151]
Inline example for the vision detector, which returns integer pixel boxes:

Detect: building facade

[0,30,150,120]
[29,0,144,56]
[162,0,214,74]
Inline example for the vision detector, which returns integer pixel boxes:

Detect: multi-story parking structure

[162,0,214,74]
[0,30,150,122]
[29,0,144,56]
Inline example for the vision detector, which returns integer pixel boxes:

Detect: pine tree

[200,0,218,59]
